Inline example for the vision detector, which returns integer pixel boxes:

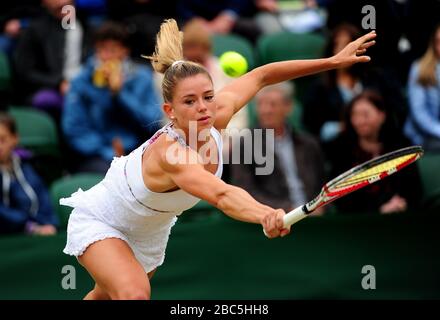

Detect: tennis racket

[265,145,424,235]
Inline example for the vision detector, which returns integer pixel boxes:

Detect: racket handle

[283,205,308,228]
[263,205,308,237]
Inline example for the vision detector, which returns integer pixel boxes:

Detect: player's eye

[184,100,195,105]
[205,95,214,101]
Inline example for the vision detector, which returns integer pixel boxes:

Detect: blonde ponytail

[143,19,212,103]
[144,19,184,74]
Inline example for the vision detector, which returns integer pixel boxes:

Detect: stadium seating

[9,106,63,184]
[0,51,11,91]
[9,106,59,156]
[257,32,326,102]
[50,173,104,228]
[257,31,326,63]
[212,33,256,70]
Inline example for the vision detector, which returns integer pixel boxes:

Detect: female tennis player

[61,19,376,300]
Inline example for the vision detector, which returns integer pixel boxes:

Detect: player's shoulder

[155,135,202,172]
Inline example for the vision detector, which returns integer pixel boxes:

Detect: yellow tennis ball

[219,51,248,77]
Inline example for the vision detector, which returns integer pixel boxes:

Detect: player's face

[350,99,385,140]
[0,125,18,164]
[171,73,216,132]
[256,90,291,130]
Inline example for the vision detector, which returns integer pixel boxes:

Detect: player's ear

[163,103,175,121]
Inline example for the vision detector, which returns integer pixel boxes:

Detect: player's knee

[112,284,151,300]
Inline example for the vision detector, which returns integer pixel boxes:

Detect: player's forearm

[258,56,340,87]
[216,185,270,224]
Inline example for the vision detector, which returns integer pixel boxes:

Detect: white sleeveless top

[122,123,223,214]
[61,123,223,273]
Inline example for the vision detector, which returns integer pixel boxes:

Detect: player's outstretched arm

[214,31,377,129]
[159,147,289,238]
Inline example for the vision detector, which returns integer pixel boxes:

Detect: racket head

[307,146,424,211]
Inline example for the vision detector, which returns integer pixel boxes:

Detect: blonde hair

[417,24,440,87]
[144,19,212,103]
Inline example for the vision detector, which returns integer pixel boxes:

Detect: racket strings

[328,153,417,191]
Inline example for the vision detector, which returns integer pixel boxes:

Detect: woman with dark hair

[325,90,422,214]
[405,24,440,152]
[303,23,407,141]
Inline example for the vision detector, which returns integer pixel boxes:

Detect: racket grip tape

[283,205,308,227]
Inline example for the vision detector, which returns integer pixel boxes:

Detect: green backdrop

[0,211,439,300]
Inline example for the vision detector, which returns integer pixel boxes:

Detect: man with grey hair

[230,81,326,213]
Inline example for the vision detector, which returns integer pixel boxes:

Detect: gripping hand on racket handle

[262,209,291,239]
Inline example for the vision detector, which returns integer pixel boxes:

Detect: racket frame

[282,146,424,228]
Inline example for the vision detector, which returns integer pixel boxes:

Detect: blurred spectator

[13,0,88,120]
[325,90,422,214]
[404,0,440,64]
[177,0,262,44]
[230,82,325,212]
[322,0,440,84]
[0,112,58,235]
[404,24,440,152]
[254,0,325,35]
[324,0,405,75]
[0,2,43,56]
[302,23,407,141]
[62,21,161,174]
[183,18,232,91]
[106,0,178,63]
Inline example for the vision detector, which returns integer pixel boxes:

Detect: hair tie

[171,60,185,68]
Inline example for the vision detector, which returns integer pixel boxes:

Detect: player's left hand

[333,30,377,68]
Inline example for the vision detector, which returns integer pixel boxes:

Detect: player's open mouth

[197,116,210,121]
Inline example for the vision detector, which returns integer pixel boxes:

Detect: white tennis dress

[61,123,223,273]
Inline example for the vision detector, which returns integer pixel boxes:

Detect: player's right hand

[262,209,291,239]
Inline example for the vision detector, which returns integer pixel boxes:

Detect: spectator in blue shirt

[405,24,440,152]
[62,22,162,173]
[0,112,58,235]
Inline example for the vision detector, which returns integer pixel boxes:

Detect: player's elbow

[249,66,267,89]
